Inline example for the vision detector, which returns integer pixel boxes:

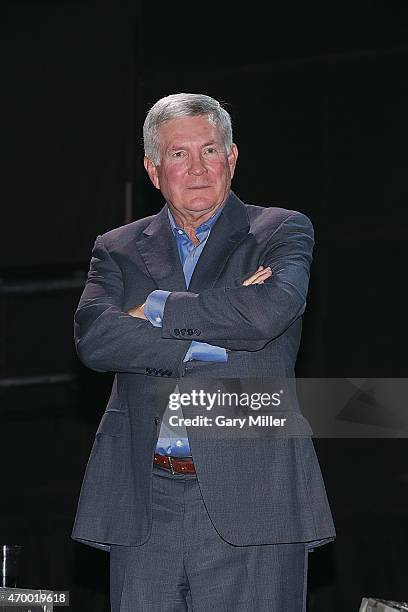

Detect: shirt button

[176,440,182,447]
[155,316,162,323]
[178,229,183,235]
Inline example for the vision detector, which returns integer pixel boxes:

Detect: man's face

[144,115,238,222]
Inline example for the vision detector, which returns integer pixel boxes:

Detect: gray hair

[143,93,233,165]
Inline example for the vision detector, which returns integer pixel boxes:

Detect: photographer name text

[168,415,287,428]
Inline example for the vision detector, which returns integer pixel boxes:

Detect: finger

[252,266,265,276]
[242,274,261,286]
[244,266,264,280]
[256,268,272,276]
[247,275,271,285]
[249,267,271,280]
[242,268,272,286]
[249,267,272,281]
[243,274,268,285]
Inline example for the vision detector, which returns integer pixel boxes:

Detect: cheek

[163,166,185,188]
[214,163,232,183]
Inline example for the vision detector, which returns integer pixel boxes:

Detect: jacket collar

[134,190,250,293]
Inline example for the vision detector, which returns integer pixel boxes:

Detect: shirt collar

[167,203,224,237]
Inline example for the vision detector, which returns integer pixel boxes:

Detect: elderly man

[72,93,335,611]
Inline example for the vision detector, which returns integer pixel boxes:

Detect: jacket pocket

[95,410,124,437]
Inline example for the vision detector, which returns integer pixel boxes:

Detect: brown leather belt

[153,453,196,475]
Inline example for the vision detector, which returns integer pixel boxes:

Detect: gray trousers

[110,466,309,611]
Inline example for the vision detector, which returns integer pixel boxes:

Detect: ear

[144,156,161,190]
[227,143,238,179]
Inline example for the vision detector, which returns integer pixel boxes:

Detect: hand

[127,303,147,319]
[242,266,272,286]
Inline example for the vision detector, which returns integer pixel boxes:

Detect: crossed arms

[74,212,314,374]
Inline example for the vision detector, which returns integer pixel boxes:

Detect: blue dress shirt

[145,205,228,457]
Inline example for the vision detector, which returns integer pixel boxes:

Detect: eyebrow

[168,141,218,151]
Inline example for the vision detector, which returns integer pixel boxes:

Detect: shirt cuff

[144,290,171,327]
[184,341,228,362]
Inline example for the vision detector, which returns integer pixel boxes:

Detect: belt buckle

[167,455,176,475]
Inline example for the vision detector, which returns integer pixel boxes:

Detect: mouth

[186,186,211,190]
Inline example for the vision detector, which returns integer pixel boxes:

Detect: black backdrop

[2,2,408,610]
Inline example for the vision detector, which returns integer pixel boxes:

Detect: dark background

[2,1,408,610]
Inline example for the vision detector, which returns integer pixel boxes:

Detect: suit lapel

[134,205,187,291]
[188,191,250,292]
[134,191,250,293]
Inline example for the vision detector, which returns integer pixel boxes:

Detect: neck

[168,202,224,231]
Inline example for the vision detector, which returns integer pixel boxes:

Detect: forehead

[158,115,222,148]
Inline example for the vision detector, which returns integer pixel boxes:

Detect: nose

[187,152,207,176]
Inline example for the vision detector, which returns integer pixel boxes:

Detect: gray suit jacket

[71,191,336,551]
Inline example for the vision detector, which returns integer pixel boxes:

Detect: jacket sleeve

[74,235,187,374]
[161,212,314,352]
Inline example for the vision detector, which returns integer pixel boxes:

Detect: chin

[185,194,220,211]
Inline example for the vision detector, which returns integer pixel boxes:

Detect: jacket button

[174,328,180,335]
[152,368,158,375]
[187,329,193,335]
[167,370,172,376]
[154,416,159,425]
[194,329,201,336]
[158,369,163,375]
[181,329,186,335]
[146,367,152,374]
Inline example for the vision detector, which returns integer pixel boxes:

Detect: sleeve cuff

[185,342,228,362]
[144,290,171,327]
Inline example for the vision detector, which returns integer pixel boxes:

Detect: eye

[203,146,217,155]
[172,150,186,158]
